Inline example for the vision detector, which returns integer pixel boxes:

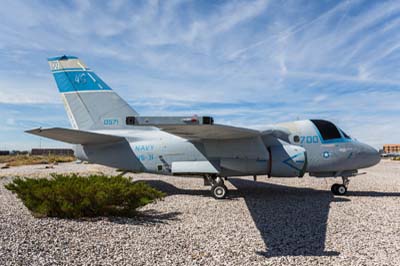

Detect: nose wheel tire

[331,183,347,195]
[211,184,228,199]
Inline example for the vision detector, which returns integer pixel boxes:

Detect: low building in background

[31,148,74,156]
[383,144,400,154]
[0,150,10,156]
[10,150,29,155]
[382,144,400,157]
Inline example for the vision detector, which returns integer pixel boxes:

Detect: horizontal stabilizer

[26,127,125,145]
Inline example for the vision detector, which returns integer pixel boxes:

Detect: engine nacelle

[269,144,307,177]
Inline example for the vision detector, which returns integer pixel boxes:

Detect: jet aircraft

[27,55,381,199]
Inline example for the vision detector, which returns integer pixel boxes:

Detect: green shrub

[0,155,76,167]
[5,174,165,218]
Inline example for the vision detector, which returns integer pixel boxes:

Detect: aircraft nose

[356,143,381,168]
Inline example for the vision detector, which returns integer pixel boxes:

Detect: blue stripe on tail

[53,70,112,93]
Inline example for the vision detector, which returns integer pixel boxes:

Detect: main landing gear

[204,175,228,199]
[331,176,349,196]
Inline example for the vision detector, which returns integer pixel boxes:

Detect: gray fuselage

[75,119,380,178]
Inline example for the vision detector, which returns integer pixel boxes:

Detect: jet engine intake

[269,144,307,177]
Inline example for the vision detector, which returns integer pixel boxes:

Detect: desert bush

[5,174,165,218]
[0,155,75,167]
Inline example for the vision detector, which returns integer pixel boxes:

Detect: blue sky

[0,0,399,150]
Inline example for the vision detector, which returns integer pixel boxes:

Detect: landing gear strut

[331,176,349,196]
[205,175,228,199]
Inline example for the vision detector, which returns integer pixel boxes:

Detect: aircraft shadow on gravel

[109,210,182,225]
[229,178,341,257]
[141,178,400,258]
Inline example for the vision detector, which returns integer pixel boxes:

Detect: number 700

[300,136,319,144]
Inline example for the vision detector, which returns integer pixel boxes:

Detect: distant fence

[31,149,74,156]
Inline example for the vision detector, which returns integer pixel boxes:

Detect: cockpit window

[311,119,342,140]
[340,129,351,139]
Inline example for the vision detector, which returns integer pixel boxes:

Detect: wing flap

[26,127,125,145]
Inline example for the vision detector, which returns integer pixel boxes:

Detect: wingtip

[25,127,42,134]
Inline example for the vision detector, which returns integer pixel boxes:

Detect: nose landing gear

[331,176,349,196]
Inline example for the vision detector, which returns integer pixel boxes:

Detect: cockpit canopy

[311,119,351,141]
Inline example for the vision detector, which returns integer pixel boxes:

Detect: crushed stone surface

[0,160,399,265]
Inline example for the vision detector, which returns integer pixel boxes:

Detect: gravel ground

[0,160,399,265]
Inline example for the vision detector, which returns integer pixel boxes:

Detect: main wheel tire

[211,184,227,199]
[336,184,347,195]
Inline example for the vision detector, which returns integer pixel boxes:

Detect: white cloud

[0,78,58,104]
[0,0,398,149]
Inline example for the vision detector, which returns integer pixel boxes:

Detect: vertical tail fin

[48,55,138,130]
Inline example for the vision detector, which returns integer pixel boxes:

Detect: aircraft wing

[157,124,291,141]
[158,124,260,140]
[26,127,125,145]
[27,125,292,143]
